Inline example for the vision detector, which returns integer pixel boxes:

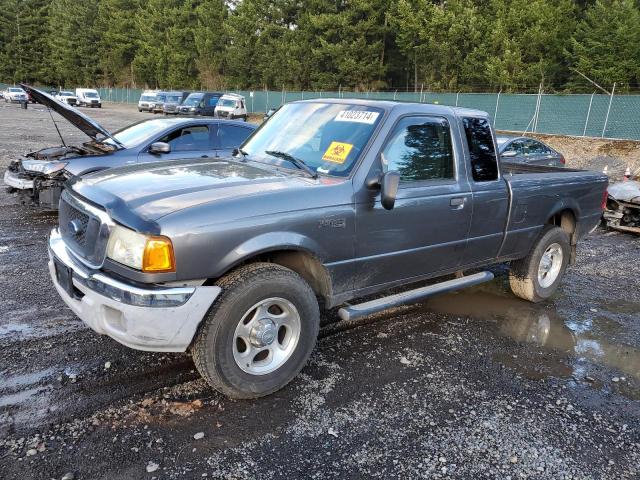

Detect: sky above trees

[1,0,638,92]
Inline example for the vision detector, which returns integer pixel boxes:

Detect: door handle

[200,155,209,158]
[450,197,466,209]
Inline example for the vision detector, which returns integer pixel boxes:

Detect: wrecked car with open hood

[3,85,257,209]
[604,180,640,234]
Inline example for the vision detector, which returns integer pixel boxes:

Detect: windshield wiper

[264,150,318,179]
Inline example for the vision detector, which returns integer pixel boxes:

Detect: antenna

[47,107,66,147]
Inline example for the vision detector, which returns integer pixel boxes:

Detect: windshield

[183,93,203,106]
[242,102,383,177]
[104,119,171,148]
[166,94,182,103]
[9,88,22,92]
[140,94,156,101]
[218,98,237,108]
[60,91,74,96]
[84,92,99,98]
[156,93,167,102]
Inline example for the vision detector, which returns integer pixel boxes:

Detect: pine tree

[568,0,640,89]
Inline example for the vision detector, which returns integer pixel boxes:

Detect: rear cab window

[462,117,499,182]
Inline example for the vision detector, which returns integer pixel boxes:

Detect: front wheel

[509,225,570,302]
[192,263,319,399]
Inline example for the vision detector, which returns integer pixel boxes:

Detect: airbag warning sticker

[334,110,379,124]
[322,142,354,164]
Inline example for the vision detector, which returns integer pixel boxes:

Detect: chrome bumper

[48,228,221,352]
[4,170,34,190]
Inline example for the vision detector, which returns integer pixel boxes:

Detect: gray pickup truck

[48,99,607,398]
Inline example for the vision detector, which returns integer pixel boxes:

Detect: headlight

[21,160,68,175]
[106,225,175,272]
[189,107,196,111]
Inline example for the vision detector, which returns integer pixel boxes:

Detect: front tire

[509,225,570,302]
[192,263,320,399]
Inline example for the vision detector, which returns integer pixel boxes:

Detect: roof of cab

[291,97,489,118]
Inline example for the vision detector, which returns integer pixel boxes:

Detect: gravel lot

[0,101,639,479]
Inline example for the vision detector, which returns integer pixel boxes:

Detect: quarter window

[463,117,498,181]
[382,116,454,182]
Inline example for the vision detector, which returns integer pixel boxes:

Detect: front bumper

[4,169,34,190]
[48,229,221,352]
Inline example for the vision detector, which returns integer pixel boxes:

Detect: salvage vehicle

[162,91,190,115]
[54,90,78,106]
[138,90,158,112]
[497,136,565,167]
[215,93,248,121]
[177,91,223,116]
[603,180,640,234]
[47,99,607,399]
[4,86,28,103]
[3,85,257,209]
[75,88,101,108]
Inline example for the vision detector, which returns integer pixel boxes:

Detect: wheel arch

[547,207,578,263]
[213,246,334,303]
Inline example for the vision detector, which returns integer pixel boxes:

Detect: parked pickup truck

[48,99,607,399]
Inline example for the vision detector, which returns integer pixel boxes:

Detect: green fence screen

[2,83,639,140]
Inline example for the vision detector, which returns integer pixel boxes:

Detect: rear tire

[192,263,320,399]
[509,225,570,302]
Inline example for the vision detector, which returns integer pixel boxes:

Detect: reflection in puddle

[422,286,640,399]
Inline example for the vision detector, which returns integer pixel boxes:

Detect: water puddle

[421,285,640,400]
[0,322,33,339]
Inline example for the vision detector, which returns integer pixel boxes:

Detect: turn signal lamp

[143,237,176,273]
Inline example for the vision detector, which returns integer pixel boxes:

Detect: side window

[505,140,525,155]
[382,116,454,182]
[217,125,251,149]
[526,140,549,155]
[159,126,210,151]
[209,96,219,106]
[463,117,498,182]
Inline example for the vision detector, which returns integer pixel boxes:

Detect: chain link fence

[3,82,639,141]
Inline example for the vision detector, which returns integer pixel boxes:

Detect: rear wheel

[509,225,570,302]
[192,263,319,399]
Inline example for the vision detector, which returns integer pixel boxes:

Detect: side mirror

[380,171,400,210]
[149,142,170,154]
[501,150,517,158]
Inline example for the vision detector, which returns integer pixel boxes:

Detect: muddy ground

[0,102,639,479]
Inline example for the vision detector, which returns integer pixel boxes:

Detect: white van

[214,93,247,121]
[75,88,102,108]
[138,90,158,112]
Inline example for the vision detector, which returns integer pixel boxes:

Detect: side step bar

[337,271,494,322]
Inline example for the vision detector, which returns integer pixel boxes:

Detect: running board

[337,271,494,322]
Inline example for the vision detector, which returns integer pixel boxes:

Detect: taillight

[560,155,566,165]
[601,189,608,211]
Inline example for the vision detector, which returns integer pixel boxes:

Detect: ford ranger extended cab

[48,99,608,399]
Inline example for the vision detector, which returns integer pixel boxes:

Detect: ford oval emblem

[68,219,84,235]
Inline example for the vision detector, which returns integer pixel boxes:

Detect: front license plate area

[54,259,75,298]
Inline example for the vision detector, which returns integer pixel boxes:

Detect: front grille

[91,99,98,104]
[59,191,109,267]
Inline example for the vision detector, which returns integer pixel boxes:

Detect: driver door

[354,115,472,289]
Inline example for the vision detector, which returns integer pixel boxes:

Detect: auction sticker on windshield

[322,142,354,164]
[334,110,380,124]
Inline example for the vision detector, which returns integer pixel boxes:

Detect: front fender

[214,231,327,276]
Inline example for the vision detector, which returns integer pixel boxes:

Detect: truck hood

[20,84,120,145]
[70,159,310,223]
